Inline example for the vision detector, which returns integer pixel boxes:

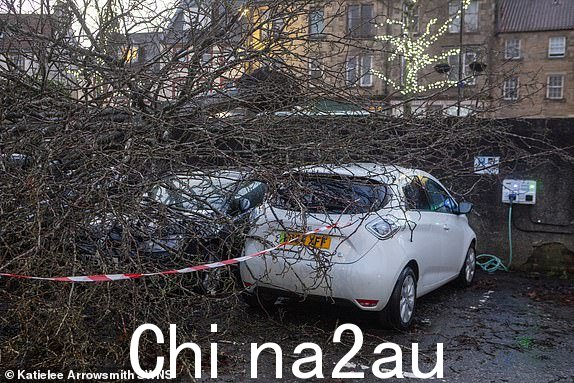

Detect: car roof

[167,169,246,181]
[293,163,414,181]
[290,164,451,197]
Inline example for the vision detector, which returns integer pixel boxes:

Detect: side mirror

[457,201,473,215]
[231,198,251,214]
[239,198,251,212]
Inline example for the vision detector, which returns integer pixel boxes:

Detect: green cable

[476,204,512,273]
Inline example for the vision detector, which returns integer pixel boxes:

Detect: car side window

[236,181,267,207]
[403,177,431,211]
[422,178,456,214]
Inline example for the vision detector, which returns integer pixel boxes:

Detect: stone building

[494,0,574,118]
[297,0,574,118]
[128,0,574,117]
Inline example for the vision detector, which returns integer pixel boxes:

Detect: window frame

[503,76,519,100]
[504,38,521,60]
[359,55,373,87]
[447,48,479,85]
[421,177,458,214]
[402,2,420,34]
[546,74,565,99]
[548,36,566,58]
[9,53,28,71]
[309,7,325,38]
[309,58,323,79]
[448,0,479,34]
[347,3,375,38]
[402,176,431,211]
[346,54,373,87]
[346,55,358,84]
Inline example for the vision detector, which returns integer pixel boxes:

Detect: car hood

[85,206,230,243]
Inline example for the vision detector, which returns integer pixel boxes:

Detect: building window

[201,52,211,67]
[503,77,519,100]
[309,8,325,37]
[138,46,146,63]
[548,36,566,57]
[448,48,478,85]
[9,53,27,71]
[547,75,564,99]
[271,17,285,38]
[261,16,285,40]
[347,4,374,38]
[449,0,478,33]
[259,14,285,41]
[346,55,373,87]
[309,58,322,79]
[402,2,419,33]
[504,39,520,59]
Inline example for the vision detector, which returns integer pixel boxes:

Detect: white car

[240,163,477,329]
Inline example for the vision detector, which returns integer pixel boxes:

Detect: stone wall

[466,119,574,276]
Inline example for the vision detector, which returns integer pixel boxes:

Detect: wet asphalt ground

[209,271,573,382]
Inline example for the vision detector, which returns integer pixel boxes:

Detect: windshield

[145,175,239,212]
[272,174,389,214]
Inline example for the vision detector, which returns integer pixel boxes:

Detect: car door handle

[443,224,450,231]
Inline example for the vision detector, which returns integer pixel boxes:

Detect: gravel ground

[205,271,574,382]
[4,270,571,382]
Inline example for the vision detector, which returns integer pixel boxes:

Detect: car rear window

[272,174,389,214]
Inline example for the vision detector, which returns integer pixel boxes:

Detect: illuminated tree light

[373,0,471,96]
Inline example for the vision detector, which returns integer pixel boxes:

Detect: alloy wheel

[465,247,476,283]
[400,274,416,324]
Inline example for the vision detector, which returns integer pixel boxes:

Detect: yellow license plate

[280,232,332,249]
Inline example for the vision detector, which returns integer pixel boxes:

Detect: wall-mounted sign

[474,156,500,175]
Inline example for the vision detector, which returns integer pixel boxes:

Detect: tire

[193,242,237,295]
[456,245,476,288]
[239,288,276,309]
[380,266,417,330]
[239,291,260,308]
[195,268,225,295]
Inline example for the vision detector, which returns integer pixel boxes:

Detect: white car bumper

[240,239,407,311]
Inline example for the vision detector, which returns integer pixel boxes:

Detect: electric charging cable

[476,196,514,273]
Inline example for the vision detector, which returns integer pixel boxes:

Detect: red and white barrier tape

[0,222,349,283]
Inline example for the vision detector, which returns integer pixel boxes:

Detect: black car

[80,170,267,293]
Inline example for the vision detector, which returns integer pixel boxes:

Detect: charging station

[478,179,537,272]
[502,179,537,204]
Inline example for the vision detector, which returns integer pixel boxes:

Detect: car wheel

[239,288,275,309]
[193,248,228,295]
[196,268,225,295]
[456,245,476,287]
[380,266,417,330]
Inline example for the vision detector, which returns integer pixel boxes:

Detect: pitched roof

[498,0,574,33]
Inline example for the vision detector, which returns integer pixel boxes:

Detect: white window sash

[449,0,478,33]
[346,56,357,84]
[465,1,479,32]
[547,75,564,99]
[505,39,520,59]
[309,59,322,78]
[448,2,460,33]
[448,49,478,84]
[548,37,566,57]
[503,77,519,100]
[360,55,373,86]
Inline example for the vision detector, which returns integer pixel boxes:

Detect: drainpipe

[384,0,391,99]
[457,0,465,116]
